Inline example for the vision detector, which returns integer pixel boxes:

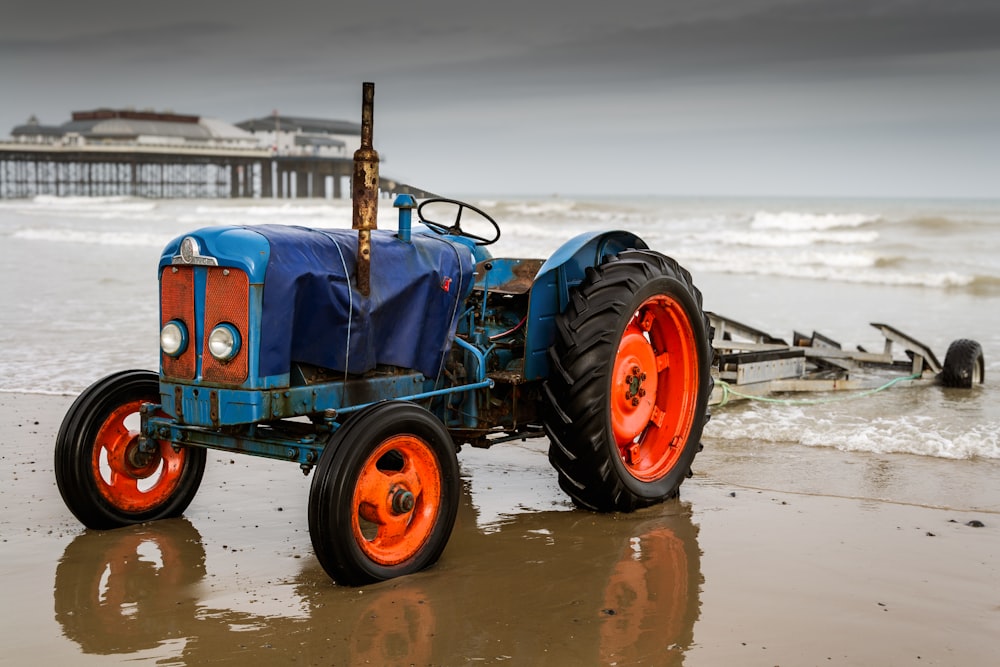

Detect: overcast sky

[3,0,998,198]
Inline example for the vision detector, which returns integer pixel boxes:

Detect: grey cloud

[2,0,998,196]
[0,21,232,56]
[383,0,1000,89]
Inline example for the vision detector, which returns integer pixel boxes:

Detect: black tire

[542,250,713,512]
[55,370,206,529]
[308,401,460,585]
[939,339,984,388]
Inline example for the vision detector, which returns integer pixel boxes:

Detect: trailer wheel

[939,339,984,388]
[543,250,713,512]
[55,370,206,530]
[308,401,460,585]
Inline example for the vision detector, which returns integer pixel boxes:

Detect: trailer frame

[708,312,945,405]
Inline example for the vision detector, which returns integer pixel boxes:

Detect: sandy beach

[1,390,996,666]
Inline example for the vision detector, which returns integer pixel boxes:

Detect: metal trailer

[707,312,984,406]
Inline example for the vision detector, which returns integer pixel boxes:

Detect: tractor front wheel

[543,250,713,512]
[308,402,460,585]
[55,370,206,529]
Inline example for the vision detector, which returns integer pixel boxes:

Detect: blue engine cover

[252,225,474,379]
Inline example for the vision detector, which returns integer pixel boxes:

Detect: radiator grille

[160,267,196,380]
[202,268,250,383]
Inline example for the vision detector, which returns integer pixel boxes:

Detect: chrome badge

[172,236,218,266]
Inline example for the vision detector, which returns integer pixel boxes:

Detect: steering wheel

[417,198,501,246]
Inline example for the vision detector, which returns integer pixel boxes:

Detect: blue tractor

[55,84,713,585]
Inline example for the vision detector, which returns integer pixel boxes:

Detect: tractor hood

[161,224,475,380]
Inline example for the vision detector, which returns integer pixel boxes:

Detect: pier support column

[296,170,308,198]
[261,160,273,198]
[230,164,240,198]
[311,170,325,198]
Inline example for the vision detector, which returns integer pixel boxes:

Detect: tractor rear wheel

[543,250,713,512]
[55,370,206,529]
[308,401,460,585]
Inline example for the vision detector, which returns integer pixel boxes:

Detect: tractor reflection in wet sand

[54,84,713,585]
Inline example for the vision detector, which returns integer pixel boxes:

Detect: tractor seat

[473,258,544,295]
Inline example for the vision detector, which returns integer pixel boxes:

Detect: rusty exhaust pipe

[352,82,379,296]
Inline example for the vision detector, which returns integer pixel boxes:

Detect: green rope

[716,373,922,408]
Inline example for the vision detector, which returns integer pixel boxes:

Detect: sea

[2,194,998,462]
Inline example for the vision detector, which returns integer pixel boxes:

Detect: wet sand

[1,391,997,666]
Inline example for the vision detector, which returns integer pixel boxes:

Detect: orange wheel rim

[610,295,699,482]
[351,435,442,566]
[91,400,187,513]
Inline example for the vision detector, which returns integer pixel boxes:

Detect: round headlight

[208,323,241,361]
[160,321,187,357]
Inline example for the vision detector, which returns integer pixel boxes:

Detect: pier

[1,108,431,200]
[0,143,429,199]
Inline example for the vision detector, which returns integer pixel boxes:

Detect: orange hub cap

[91,400,187,512]
[351,435,442,566]
[610,295,699,482]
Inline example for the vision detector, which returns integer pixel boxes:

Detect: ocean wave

[693,229,880,248]
[750,211,879,231]
[27,195,159,212]
[180,202,400,229]
[675,248,974,288]
[678,247,879,269]
[815,420,1000,460]
[18,208,169,222]
[897,213,1000,233]
[191,203,349,217]
[710,407,1000,460]
[493,199,668,228]
[499,200,577,217]
[12,227,173,247]
[905,215,960,232]
[0,195,164,222]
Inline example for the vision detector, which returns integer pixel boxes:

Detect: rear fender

[522,231,648,380]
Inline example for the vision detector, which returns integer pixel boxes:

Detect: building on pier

[1,109,431,200]
[236,114,361,158]
[12,109,259,150]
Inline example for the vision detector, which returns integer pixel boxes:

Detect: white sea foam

[672,247,974,288]
[19,208,169,222]
[1,197,164,223]
[180,201,395,229]
[502,200,577,216]
[28,195,159,212]
[710,406,1000,460]
[12,227,174,247]
[191,203,349,217]
[678,247,879,269]
[810,419,1000,460]
[694,230,880,248]
[750,211,879,231]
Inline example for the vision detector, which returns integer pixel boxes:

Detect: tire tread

[542,250,713,512]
